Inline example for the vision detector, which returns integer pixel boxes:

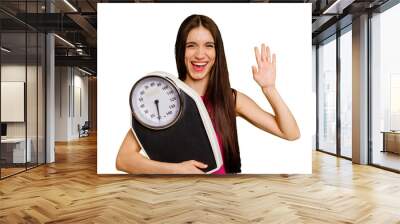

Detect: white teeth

[192,62,207,66]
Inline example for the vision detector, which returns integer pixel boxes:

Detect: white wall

[55,66,89,141]
[55,66,70,141]
[1,63,45,163]
[1,65,38,138]
[73,72,89,137]
[98,4,312,174]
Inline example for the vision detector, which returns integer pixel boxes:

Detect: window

[318,36,337,155]
[339,28,352,158]
[371,2,400,171]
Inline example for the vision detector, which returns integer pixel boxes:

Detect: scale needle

[154,99,161,121]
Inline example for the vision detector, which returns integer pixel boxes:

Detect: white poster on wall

[97,3,313,174]
[1,81,25,122]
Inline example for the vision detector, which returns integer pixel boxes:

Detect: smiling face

[184,26,216,82]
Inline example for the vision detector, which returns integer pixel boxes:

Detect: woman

[116,14,300,174]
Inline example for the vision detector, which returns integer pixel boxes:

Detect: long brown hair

[175,14,241,173]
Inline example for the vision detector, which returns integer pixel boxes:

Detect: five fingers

[254,43,276,66]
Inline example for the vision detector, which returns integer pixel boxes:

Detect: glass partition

[1,31,28,177]
[0,1,46,179]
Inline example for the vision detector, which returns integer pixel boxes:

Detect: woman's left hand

[252,43,276,89]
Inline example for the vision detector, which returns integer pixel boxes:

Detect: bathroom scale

[129,71,223,173]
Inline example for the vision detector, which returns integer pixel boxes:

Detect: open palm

[252,43,276,89]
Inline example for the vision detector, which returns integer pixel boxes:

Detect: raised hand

[252,43,276,89]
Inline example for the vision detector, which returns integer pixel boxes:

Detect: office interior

[0,0,97,179]
[0,0,399,222]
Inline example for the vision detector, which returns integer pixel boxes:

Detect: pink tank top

[201,96,226,174]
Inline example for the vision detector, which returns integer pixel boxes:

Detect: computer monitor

[1,123,7,137]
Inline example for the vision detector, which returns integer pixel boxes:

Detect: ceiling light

[1,47,11,53]
[323,0,354,15]
[78,67,93,76]
[63,0,78,12]
[54,34,75,48]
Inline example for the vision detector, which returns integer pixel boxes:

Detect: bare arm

[236,90,300,140]
[116,129,208,174]
[235,43,300,141]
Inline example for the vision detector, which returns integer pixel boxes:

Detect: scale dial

[130,75,183,130]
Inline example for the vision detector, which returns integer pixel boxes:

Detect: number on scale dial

[130,76,182,129]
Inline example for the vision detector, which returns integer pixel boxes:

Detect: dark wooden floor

[1,134,400,223]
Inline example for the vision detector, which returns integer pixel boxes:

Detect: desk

[1,138,31,163]
[381,131,400,154]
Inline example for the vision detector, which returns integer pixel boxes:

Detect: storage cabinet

[382,131,400,154]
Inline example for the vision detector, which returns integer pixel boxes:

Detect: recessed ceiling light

[78,67,93,76]
[63,0,78,12]
[323,0,354,15]
[1,47,11,53]
[54,34,75,48]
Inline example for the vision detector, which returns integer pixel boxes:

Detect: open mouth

[191,62,208,72]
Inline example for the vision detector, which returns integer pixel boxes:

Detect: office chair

[79,121,90,138]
